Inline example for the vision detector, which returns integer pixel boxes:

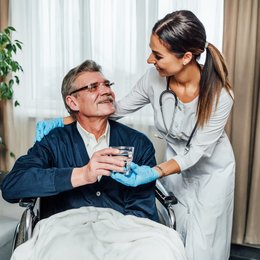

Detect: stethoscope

[156,77,198,154]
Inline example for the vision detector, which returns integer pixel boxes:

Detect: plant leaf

[14,100,20,107]
[0,25,23,104]
[12,44,17,53]
[8,79,14,88]
[8,26,16,31]
[15,42,22,50]
[14,75,20,84]
[10,152,16,159]
[15,39,23,44]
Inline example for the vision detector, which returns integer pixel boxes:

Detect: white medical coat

[115,67,235,260]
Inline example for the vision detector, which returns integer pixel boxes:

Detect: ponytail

[197,43,233,127]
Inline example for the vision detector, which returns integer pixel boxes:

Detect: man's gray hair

[61,60,102,115]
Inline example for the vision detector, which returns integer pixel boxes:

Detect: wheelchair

[10,179,178,253]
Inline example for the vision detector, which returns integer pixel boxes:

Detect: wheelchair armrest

[12,198,39,252]
[0,172,39,251]
[155,186,178,206]
[155,180,178,229]
[19,198,37,208]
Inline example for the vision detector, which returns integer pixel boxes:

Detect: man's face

[67,71,116,120]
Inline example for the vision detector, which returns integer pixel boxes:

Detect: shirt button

[96,191,101,197]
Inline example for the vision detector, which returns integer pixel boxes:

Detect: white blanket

[11,207,186,260]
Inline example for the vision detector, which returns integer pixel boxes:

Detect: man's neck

[77,117,109,140]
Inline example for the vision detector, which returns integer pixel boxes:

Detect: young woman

[35,10,235,260]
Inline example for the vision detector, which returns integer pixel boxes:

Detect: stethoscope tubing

[158,77,198,154]
[159,89,178,107]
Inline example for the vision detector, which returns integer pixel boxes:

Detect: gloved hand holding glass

[111,162,160,187]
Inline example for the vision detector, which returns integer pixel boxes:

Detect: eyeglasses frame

[69,80,114,95]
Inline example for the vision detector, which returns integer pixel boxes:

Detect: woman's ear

[182,52,193,66]
[66,95,79,112]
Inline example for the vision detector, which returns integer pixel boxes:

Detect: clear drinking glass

[111,146,134,175]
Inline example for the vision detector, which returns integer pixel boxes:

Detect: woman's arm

[112,89,234,186]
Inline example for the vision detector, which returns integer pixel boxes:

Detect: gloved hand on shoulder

[111,162,160,187]
[34,117,64,142]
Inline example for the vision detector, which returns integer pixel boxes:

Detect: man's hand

[71,148,125,187]
[110,162,160,187]
[34,118,64,142]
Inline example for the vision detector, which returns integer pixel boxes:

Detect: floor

[230,244,260,260]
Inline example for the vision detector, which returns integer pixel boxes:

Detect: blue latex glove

[34,117,64,142]
[111,162,160,187]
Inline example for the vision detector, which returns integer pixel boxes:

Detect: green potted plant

[0,26,23,161]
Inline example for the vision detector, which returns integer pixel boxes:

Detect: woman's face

[147,34,183,77]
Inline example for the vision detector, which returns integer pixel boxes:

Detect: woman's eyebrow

[152,50,163,56]
[149,43,162,55]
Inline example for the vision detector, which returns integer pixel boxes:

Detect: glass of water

[111,146,134,175]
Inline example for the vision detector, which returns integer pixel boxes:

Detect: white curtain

[9,0,223,165]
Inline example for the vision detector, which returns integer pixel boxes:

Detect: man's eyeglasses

[69,80,114,95]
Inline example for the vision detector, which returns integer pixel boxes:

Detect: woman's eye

[155,55,162,60]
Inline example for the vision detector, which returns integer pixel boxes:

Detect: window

[10,0,223,128]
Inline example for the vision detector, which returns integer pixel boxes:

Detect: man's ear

[66,95,79,112]
[182,51,193,66]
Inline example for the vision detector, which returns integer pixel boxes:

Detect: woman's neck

[169,61,201,103]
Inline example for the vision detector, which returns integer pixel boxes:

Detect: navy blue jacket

[2,120,158,221]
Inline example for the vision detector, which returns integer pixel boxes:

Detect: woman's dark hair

[153,10,233,127]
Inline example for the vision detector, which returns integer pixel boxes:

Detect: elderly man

[1,60,158,221]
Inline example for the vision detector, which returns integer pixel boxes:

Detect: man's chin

[101,107,116,116]
[95,102,115,115]
[109,107,116,115]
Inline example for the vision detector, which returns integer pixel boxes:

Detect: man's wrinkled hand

[71,147,125,187]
